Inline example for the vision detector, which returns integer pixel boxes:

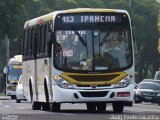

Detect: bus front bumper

[52,84,134,104]
[6,90,16,96]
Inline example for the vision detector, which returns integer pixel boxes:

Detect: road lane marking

[16,107,25,109]
[60,113,75,116]
[4,106,11,108]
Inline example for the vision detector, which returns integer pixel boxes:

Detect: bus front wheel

[112,101,124,113]
[96,103,106,112]
[86,103,96,112]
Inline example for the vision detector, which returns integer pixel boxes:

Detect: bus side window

[23,30,28,60]
[39,25,44,57]
[40,24,45,56]
[24,29,30,60]
[31,28,35,59]
[34,26,40,58]
[27,29,32,59]
[44,23,52,57]
[47,30,52,57]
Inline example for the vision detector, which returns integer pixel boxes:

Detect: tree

[158,10,160,33]
[0,0,26,70]
[0,0,160,82]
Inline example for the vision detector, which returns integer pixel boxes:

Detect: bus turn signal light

[117,92,130,97]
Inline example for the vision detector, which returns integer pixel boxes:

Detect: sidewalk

[0,93,10,100]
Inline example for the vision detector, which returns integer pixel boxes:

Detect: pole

[5,34,9,63]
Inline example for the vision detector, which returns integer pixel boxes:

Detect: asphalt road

[0,96,160,120]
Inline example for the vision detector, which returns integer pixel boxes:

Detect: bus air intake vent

[80,91,108,97]
[76,84,111,87]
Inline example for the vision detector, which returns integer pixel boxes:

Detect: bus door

[33,27,40,100]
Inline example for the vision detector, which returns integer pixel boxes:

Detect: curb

[0,95,11,100]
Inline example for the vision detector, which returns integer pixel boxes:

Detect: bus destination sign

[59,14,122,24]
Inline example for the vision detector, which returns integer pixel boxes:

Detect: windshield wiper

[99,33,110,46]
[74,30,87,47]
[73,30,89,57]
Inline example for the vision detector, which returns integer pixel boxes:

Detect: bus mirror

[3,66,8,74]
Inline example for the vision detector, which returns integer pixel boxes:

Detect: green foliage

[0,0,160,81]
[54,0,78,10]
[158,11,160,33]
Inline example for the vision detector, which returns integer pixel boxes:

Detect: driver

[103,37,127,67]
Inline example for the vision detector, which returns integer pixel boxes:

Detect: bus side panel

[36,58,46,102]
[36,58,49,102]
[23,60,35,102]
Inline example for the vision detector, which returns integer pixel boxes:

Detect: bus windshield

[7,64,22,84]
[54,29,132,72]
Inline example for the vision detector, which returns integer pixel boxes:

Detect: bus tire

[29,80,33,102]
[112,101,124,113]
[42,80,50,111]
[86,103,96,112]
[42,103,50,111]
[16,99,21,103]
[96,103,106,112]
[11,95,16,99]
[50,102,60,112]
[44,80,49,102]
[29,81,41,110]
[32,101,41,110]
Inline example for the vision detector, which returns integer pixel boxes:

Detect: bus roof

[8,55,22,65]
[24,8,129,28]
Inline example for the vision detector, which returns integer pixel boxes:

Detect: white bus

[3,55,22,99]
[23,8,134,113]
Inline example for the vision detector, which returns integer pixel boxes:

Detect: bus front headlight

[114,75,132,88]
[56,77,74,89]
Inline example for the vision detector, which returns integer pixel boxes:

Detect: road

[0,96,160,120]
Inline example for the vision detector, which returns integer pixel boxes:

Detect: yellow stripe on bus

[60,72,127,85]
[13,66,22,68]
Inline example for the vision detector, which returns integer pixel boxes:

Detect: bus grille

[80,91,108,97]
[76,84,111,87]
[67,74,119,82]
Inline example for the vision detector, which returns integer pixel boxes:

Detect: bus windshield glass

[7,64,22,84]
[54,13,133,72]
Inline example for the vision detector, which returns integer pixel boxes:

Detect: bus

[23,8,134,113]
[3,55,22,99]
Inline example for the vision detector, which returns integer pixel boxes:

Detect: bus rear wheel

[29,82,41,110]
[42,103,50,111]
[32,101,41,110]
[50,103,60,112]
[112,101,124,113]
